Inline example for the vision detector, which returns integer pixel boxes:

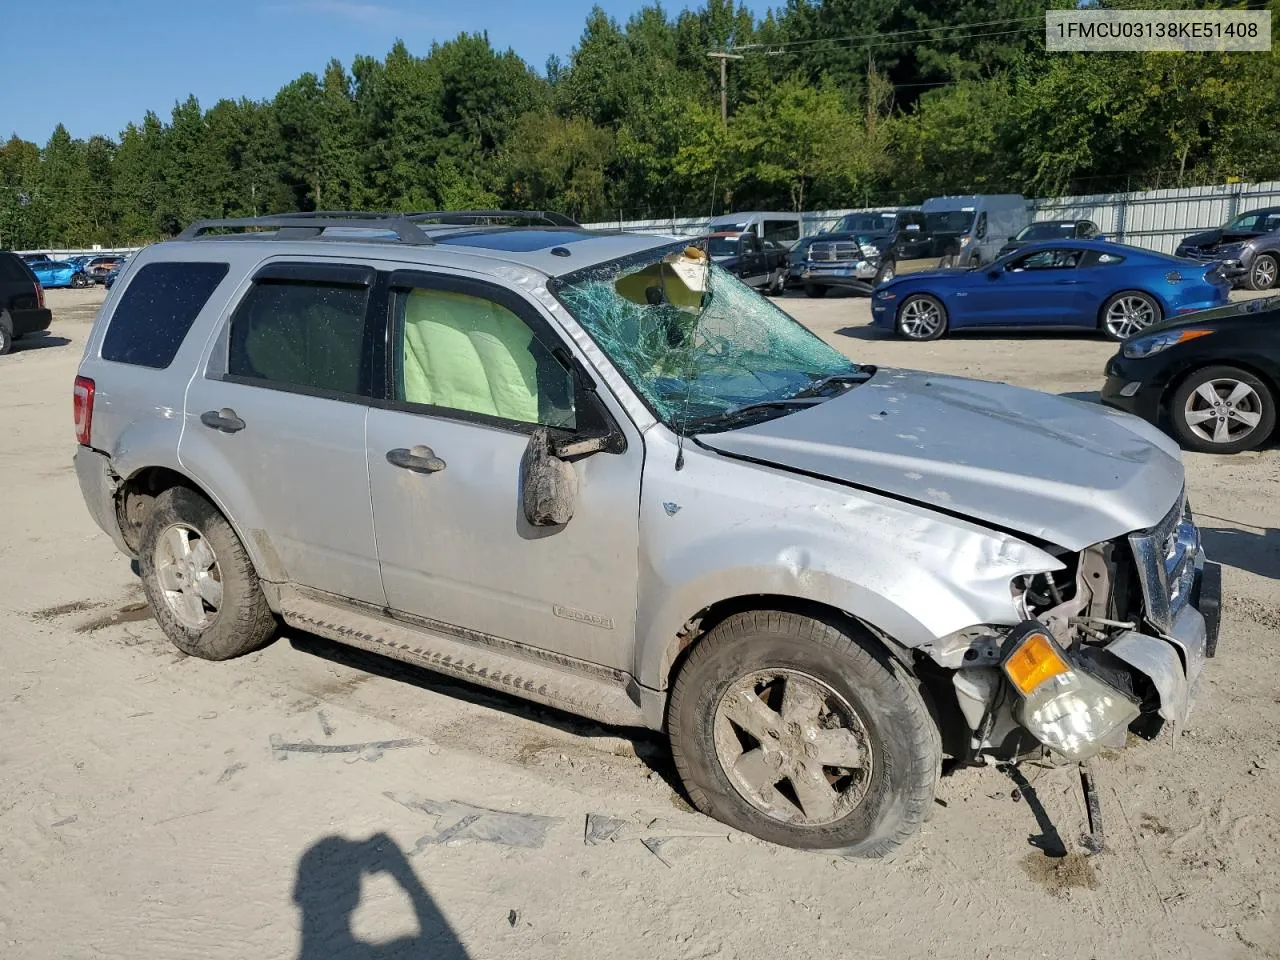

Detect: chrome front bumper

[802,260,878,282]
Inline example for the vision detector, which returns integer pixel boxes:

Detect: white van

[706,212,804,250]
[921,195,1030,266]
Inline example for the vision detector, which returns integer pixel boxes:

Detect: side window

[102,261,229,369]
[1010,248,1079,271]
[1264,214,1280,233]
[742,233,761,254]
[974,211,988,240]
[227,279,372,397]
[394,286,575,430]
[0,254,30,282]
[763,220,800,245]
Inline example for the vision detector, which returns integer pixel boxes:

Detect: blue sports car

[29,259,91,289]
[870,240,1231,341]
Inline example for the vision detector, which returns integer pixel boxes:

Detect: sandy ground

[2,285,1278,960]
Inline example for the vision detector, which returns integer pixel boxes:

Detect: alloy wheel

[899,298,943,339]
[1253,255,1278,290]
[1104,295,1157,339]
[713,669,872,826]
[153,523,223,631]
[1183,378,1264,446]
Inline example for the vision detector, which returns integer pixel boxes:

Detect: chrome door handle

[386,445,446,474]
[200,408,245,433]
[1054,279,1082,284]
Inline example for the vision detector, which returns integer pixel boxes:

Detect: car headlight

[1122,328,1213,359]
[1001,622,1139,761]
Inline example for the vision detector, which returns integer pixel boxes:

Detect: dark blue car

[870,239,1231,341]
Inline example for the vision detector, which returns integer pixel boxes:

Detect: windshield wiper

[683,397,826,432]
[790,370,872,399]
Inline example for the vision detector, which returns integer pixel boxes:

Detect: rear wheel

[896,294,948,341]
[667,611,940,857]
[1248,253,1278,291]
[0,319,11,356]
[1101,291,1162,341]
[139,486,277,660]
[1169,365,1275,454]
[71,273,89,289]
[804,283,827,299]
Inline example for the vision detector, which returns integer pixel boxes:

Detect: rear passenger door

[180,260,386,606]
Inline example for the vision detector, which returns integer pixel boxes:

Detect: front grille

[809,241,861,263]
[1129,488,1200,632]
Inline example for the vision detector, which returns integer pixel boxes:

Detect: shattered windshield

[554,243,859,430]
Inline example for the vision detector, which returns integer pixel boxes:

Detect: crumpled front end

[944,490,1221,764]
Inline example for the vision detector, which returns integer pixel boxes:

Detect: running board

[277,588,647,728]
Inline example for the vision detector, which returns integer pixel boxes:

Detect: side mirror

[521,428,579,527]
[987,269,1002,279]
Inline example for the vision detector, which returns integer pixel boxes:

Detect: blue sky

[2,0,771,145]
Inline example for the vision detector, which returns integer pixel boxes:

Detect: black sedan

[1101,296,1280,453]
[996,219,1100,258]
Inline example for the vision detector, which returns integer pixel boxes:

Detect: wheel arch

[117,464,288,588]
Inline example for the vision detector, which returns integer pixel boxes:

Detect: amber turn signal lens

[1003,631,1070,695]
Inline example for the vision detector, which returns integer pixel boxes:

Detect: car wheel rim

[900,299,941,338]
[1105,296,1156,339]
[154,523,223,631]
[713,669,872,827]
[1256,257,1278,288]
[1184,378,1264,445]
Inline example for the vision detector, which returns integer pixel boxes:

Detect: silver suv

[74,211,1222,857]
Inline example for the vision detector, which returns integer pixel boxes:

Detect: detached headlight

[1001,622,1139,761]
[1122,328,1213,359]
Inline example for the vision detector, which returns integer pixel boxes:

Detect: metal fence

[582,179,1280,254]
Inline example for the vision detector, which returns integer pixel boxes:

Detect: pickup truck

[705,231,788,296]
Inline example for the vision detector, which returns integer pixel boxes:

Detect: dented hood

[697,368,1185,551]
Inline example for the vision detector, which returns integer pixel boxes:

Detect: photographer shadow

[294,833,469,960]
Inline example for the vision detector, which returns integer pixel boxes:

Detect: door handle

[1054,279,1082,285]
[200,408,245,433]
[386,445,446,474]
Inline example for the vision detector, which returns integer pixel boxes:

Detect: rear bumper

[74,446,132,557]
[9,307,52,337]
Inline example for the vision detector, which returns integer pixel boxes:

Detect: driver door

[365,270,644,671]
[970,247,1085,324]
[735,232,767,287]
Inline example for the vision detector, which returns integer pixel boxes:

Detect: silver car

[74,212,1221,857]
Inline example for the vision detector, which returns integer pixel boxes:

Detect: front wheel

[1248,253,1278,291]
[1169,365,1276,454]
[71,273,89,289]
[667,611,940,857]
[0,322,11,356]
[139,486,277,660]
[1101,291,1162,341]
[803,283,827,299]
[896,293,948,341]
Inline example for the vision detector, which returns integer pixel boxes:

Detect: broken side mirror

[521,427,579,527]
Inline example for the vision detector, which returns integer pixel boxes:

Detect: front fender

[635,433,1063,689]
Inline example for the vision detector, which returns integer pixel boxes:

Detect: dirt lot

[2,286,1278,959]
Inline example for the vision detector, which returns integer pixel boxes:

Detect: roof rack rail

[176,215,434,244]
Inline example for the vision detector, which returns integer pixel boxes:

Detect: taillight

[36,282,45,309]
[73,376,95,446]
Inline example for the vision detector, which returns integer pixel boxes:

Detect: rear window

[0,253,33,283]
[102,262,229,368]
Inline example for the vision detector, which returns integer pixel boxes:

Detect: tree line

[2,0,1277,249]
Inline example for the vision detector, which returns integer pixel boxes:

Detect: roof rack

[177,215,433,244]
[274,209,582,228]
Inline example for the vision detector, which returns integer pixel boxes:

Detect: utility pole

[706,51,744,125]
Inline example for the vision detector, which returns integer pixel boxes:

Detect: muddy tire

[138,486,276,660]
[667,611,940,858]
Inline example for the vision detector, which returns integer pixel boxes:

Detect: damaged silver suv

[74,211,1221,857]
